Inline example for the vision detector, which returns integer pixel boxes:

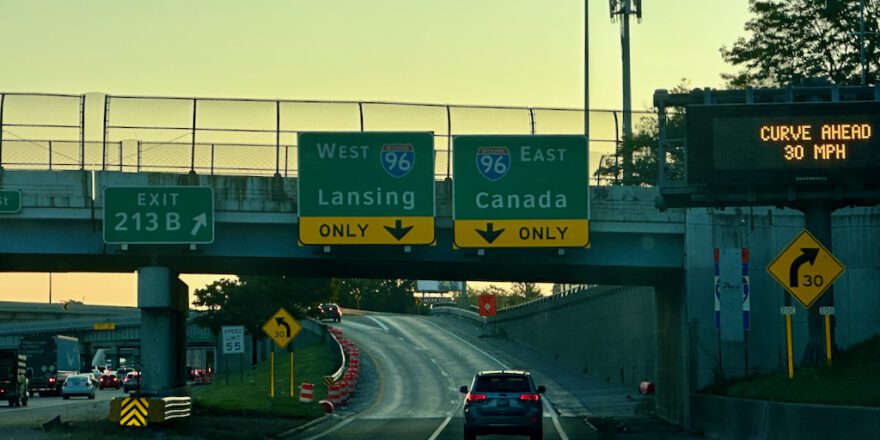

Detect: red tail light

[466,393,487,402]
[49,377,56,383]
[519,394,541,401]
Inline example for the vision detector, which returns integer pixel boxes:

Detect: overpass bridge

[1,92,877,428]
[0,170,684,284]
[0,300,217,371]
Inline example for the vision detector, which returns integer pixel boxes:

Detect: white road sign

[221,325,246,354]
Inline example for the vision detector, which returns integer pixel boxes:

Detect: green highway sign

[0,190,22,213]
[297,132,435,245]
[453,135,589,248]
[103,187,214,244]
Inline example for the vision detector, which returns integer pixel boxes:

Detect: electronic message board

[687,102,880,185]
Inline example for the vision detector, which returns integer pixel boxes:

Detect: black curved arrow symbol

[476,223,505,244]
[789,248,819,287]
[384,219,414,241]
[275,317,291,337]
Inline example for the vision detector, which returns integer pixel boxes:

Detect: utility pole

[609,0,642,184]
[860,0,867,85]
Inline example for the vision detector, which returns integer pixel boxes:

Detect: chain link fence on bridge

[0,93,654,183]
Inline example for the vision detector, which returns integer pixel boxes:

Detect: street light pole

[584,0,590,143]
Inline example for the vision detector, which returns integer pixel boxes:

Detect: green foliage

[712,333,880,406]
[467,283,545,309]
[191,343,332,419]
[594,81,689,186]
[333,278,418,314]
[721,0,880,87]
[191,276,333,337]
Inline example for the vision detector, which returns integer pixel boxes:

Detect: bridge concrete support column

[654,276,689,427]
[137,266,188,395]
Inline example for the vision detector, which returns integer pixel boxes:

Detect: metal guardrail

[325,327,346,385]
[431,306,482,322]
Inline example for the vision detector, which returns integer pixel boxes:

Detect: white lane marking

[422,318,570,440]
[426,415,453,440]
[302,416,356,440]
[543,399,569,440]
[367,315,390,331]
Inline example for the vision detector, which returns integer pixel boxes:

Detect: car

[460,370,545,440]
[122,372,141,393]
[61,374,95,400]
[116,367,130,377]
[318,303,342,322]
[99,372,120,390]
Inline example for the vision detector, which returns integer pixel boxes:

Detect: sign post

[780,306,797,379]
[297,132,435,245]
[820,306,835,366]
[221,326,245,386]
[261,308,301,399]
[103,187,214,244]
[453,135,589,248]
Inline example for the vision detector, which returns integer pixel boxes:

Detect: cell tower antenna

[609,0,642,184]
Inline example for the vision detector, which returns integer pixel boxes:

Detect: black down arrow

[476,223,505,244]
[384,219,414,241]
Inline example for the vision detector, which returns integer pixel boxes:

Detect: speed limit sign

[221,326,245,354]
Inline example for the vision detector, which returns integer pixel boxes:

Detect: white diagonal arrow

[191,213,208,236]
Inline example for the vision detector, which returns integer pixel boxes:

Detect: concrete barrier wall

[493,285,657,388]
[0,170,91,209]
[690,394,880,439]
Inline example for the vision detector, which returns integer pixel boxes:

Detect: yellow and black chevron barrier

[119,397,149,427]
[110,396,191,426]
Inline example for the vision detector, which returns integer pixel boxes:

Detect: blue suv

[460,370,545,440]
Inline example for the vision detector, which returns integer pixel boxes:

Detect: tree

[467,284,541,310]
[510,282,543,302]
[721,0,880,87]
[192,276,334,334]
[594,81,689,186]
[334,279,418,314]
[192,276,334,363]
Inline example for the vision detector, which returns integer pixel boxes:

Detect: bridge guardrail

[0,91,650,184]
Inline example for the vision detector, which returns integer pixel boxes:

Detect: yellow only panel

[299,216,434,245]
[454,219,589,248]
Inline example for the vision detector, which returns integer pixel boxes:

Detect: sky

[0,0,752,306]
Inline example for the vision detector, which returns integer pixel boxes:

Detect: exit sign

[453,135,589,248]
[297,132,435,245]
[103,187,214,244]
